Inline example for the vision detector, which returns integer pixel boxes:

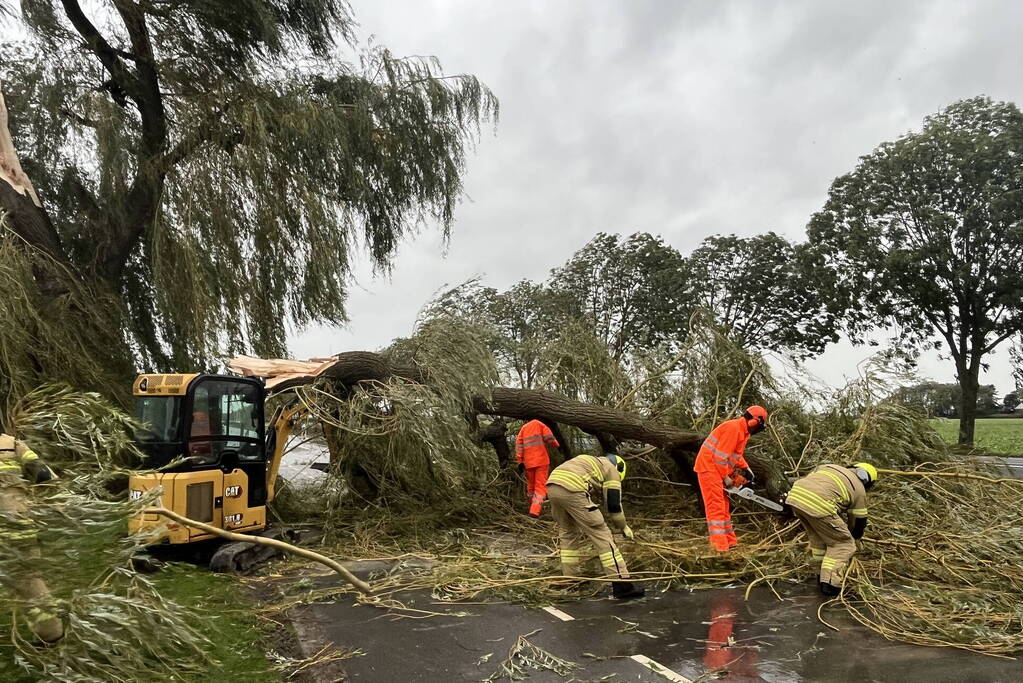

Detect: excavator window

[137,396,182,443]
[187,380,264,466]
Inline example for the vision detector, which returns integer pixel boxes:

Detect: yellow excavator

[127,372,307,571]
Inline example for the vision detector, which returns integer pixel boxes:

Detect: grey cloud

[290,0,1022,392]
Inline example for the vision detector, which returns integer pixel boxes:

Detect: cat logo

[225,485,242,498]
[224,513,243,526]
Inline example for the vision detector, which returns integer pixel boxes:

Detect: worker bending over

[694,406,768,552]
[0,433,63,643]
[515,419,559,517]
[786,462,877,596]
[546,452,644,599]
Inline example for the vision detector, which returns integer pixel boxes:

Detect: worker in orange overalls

[694,406,768,552]
[515,419,560,517]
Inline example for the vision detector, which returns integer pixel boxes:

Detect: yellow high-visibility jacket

[787,464,868,521]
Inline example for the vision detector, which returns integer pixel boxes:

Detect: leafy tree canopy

[807,96,1023,444]
[1,0,497,371]
[686,232,838,356]
[549,232,690,361]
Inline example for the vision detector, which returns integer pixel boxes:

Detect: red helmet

[743,405,768,433]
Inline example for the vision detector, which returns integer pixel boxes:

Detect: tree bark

[474,387,702,459]
[0,84,73,294]
[957,359,981,446]
[479,418,511,467]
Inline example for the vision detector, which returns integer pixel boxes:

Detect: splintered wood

[0,82,42,207]
[228,355,339,390]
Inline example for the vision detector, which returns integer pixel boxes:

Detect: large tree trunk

[474,387,703,472]
[0,85,74,299]
[241,353,737,492]
[957,358,982,446]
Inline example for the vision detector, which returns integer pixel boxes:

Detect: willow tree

[0,1,496,389]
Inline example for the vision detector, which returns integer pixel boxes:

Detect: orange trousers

[697,471,736,551]
[525,465,548,517]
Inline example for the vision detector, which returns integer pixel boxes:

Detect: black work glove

[851,517,867,540]
[517,463,525,475]
[740,468,754,488]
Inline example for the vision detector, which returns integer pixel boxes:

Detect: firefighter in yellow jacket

[785,462,877,596]
[0,433,64,643]
[546,452,644,599]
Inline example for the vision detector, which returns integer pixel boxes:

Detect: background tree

[685,232,838,356]
[807,97,1023,445]
[550,232,690,362]
[1002,392,1019,413]
[0,1,496,384]
[446,281,572,389]
[890,381,994,418]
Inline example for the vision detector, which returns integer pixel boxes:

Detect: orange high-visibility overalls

[694,417,751,551]
[515,419,559,516]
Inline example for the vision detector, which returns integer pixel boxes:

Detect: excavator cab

[128,374,270,546]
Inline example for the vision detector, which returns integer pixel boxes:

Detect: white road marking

[542,606,576,621]
[540,605,694,682]
[630,654,694,683]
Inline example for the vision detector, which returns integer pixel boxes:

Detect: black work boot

[818,581,840,597]
[612,581,645,600]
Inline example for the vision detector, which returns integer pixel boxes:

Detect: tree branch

[60,0,141,106]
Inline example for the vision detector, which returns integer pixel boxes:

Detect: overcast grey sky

[289,0,1023,394]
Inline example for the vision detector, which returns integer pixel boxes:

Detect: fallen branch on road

[145,507,374,594]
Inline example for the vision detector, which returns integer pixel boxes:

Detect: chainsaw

[726,486,784,512]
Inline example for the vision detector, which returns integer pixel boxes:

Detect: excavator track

[209,527,302,573]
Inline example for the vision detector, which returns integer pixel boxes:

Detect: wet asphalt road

[286,569,1022,683]
[278,447,1023,681]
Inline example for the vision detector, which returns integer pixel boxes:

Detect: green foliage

[439,279,573,389]
[0,490,212,682]
[550,232,690,361]
[2,0,497,371]
[629,311,775,431]
[0,224,127,424]
[8,384,142,468]
[300,314,500,516]
[444,230,841,404]
[1012,339,1023,391]
[890,381,999,418]
[807,96,1023,444]
[686,232,838,356]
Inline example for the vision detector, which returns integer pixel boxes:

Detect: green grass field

[931,417,1023,454]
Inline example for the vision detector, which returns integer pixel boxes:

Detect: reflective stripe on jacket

[1,433,51,542]
[694,417,750,479]
[787,464,868,519]
[547,454,622,495]
[547,454,627,530]
[0,433,54,485]
[515,419,559,468]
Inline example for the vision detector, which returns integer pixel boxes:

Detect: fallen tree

[228,352,789,496]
